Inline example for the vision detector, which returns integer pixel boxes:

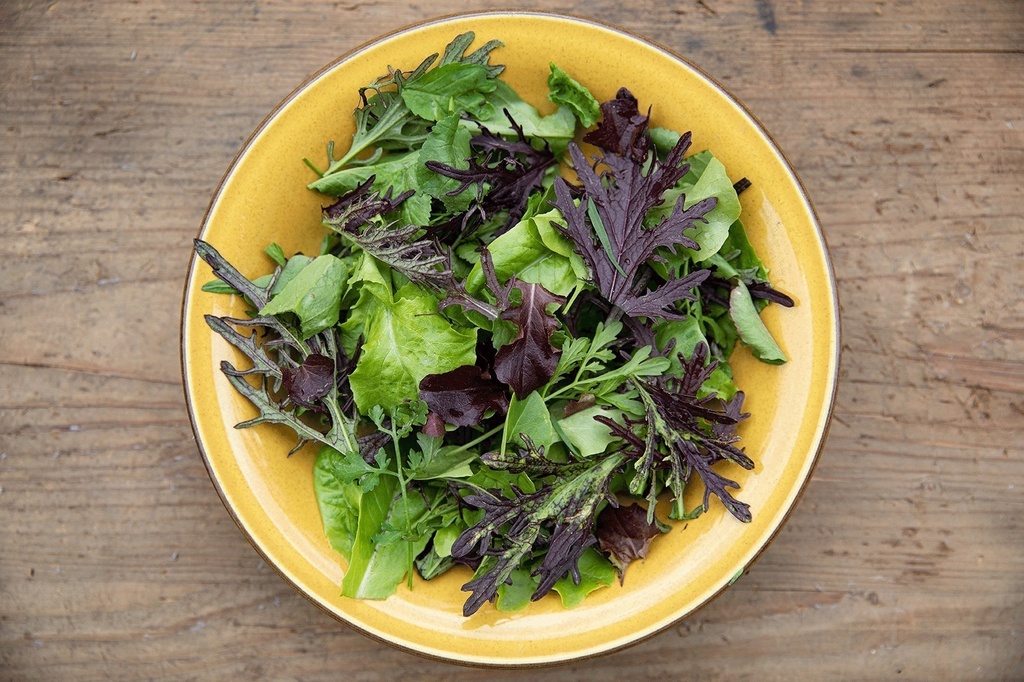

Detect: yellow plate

[182,11,839,666]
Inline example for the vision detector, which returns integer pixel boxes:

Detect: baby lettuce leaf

[551,547,617,607]
[547,63,600,128]
[502,391,560,452]
[418,364,509,428]
[314,447,365,561]
[653,316,708,370]
[341,477,431,599]
[464,210,586,297]
[259,254,348,339]
[595,503,667,582]
[729,280,787,364]
[649,153,742,262]
[648,127,681,157]
[556,405,621,458]
[349,283,477,412]
[493,282,565,399]
[496,567,539,611]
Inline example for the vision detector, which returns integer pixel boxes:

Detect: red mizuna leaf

[552,88,716,319]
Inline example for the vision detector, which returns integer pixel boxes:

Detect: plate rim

[179,9,841,668]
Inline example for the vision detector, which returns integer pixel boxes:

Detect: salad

[195,33,793,617]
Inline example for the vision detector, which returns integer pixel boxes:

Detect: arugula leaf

[437,32,505,77]
[410,447,477,481]
[310,33,502,175]
[349,283,477,412]
[401,63,498,122]
[194,239,274,310]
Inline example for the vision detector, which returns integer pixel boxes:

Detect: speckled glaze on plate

[181,11,840,667]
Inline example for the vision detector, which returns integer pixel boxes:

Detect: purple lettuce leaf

[418,364,510,428]
[493,282,565,398]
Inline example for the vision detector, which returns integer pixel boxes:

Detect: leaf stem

[383,418,415,590]
[447,423,504,456]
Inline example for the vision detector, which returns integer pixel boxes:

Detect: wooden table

[2,1,1022,679]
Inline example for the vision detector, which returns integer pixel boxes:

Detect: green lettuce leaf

[730,280,787,364]
[503,391,560,452]
[466,80,577,146]
[258,254,348,338]
[349,282,477,412]
[341,477,431,599]
[313,447,364,561]
[556,405,621,457]
[496,567,540,611]
[547,63,600,128]
[551,547,617,608]
[465,209,586,297]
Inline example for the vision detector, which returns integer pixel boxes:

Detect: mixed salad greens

[195,33,794,616]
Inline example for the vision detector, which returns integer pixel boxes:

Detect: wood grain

[2,1,1022,679]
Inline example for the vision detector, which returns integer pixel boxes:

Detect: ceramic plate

[181,11,839,666]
